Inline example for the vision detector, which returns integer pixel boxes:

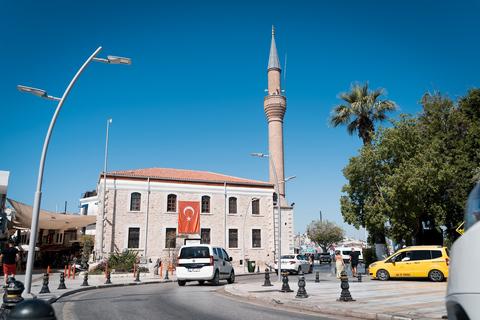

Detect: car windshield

[281,255,295,259]
[179,246,210,259]
[465,182,480,231]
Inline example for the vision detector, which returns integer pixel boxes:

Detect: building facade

[95,169,277,268]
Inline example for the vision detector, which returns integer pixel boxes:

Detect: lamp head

[17,85,47,98]
[107,55,132,65]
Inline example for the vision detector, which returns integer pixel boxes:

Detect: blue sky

[2,1,479,239]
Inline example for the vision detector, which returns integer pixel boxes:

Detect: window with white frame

[201,196,210,213]
[252,229,261,248]
[128,227,140,248]
[251,198,260,215]
[229,229,238,248]
[228,197,237,214]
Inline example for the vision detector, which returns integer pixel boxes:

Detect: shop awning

[7,199,96,231]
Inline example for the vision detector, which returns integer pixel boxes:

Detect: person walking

[335,250,345,279]
[349,247,361,277]
[0,241,19,285]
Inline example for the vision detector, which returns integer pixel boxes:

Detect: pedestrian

[0,241,19,285]
[349,247,360,277]
[335,250,344,279]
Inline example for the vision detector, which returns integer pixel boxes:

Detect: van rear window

[179,247,210,259]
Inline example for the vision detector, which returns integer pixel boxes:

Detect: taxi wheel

[428,269,444,282]
[227,271,235,284]
[376,269,390,281]
[212,270,220,286]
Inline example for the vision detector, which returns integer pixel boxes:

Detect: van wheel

[376,269,390,281]
[178,280,186,286]
[198,280,205,285]
[227,271,235,284]
[428,269,444,282]
[211,270,220,286]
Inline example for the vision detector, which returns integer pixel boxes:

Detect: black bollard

[81,272,89,287]
[296,271,308,298]
[315,271,320,283]
[1,277,24,317]
[262,268,273,287]
[357,273,362,282]
[39,273,50,294]
[135,269,140,282]
[256,265,260,273]
[57,272,67,290]
[7,298,57,320]
[280,272,293,293]
[105,271,112,284]
[337,271,355,302]
[164,267,169,280]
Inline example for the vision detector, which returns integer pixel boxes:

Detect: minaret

[264,26,287,200]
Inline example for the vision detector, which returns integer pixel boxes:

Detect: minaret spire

[264,27,287,198]
[268,25,281,71]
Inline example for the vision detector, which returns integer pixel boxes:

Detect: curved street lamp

[18,46,131,294]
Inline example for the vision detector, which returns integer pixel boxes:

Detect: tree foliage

[306,220,344,252]
[331,82,397,145]
[340,89,480,244]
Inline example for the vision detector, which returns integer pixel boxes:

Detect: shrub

[108,250,139,272]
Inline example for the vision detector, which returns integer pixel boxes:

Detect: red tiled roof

[106,168,273,187]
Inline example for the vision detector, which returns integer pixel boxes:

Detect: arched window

[252,198,260,215]
[228,197,237,214]
[167,194,177,212]
[201,196,210,213]
[130,192,141,211]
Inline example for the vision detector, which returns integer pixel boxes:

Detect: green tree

[330,82,397,145]
[340,89,480,245]
[306,220,344,252]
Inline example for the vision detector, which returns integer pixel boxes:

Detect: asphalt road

[52,273,340,320]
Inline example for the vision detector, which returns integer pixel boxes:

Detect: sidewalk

[224,273,448,320]
[14,271,177,302]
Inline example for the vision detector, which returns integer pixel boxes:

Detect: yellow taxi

[369,245,449,282]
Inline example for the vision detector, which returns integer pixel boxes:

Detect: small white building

[79,190,98,236]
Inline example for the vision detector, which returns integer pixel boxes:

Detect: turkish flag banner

[178,201,200,234]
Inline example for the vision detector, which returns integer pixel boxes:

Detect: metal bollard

[337,271,355,302]
[39,273,50,294]
[81,272,89,287]
[57,272,67,290]
[164,267,169,280]
[280,272,293,293]
[105,271,112,284]
[256,265,260,273]
[135,269,140,282]
[315,271,320,283]
[357,273,362,282]
[262,268,273,286]
[1,277,24,317]
[7,298,57,320]
[295,271,308,298]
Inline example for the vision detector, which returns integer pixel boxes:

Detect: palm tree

[331,82,397,145]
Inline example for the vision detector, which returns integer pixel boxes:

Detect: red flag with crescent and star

[178,201,200,234]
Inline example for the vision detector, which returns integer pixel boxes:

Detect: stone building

[94,27,294,269]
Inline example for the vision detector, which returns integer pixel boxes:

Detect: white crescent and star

[183,206,195,222]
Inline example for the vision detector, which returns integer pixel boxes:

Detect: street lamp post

[251,152,290,282]
[242,197,259,273]
[18,47,131,294]
[99,118,112,260]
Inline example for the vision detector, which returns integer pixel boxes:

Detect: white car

[273,254,311,274]
[447,182,480,319]
[176,244,235,286]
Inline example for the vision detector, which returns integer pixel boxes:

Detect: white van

[176,244,235,286]
[446,182,480,319]
[335,247,364,263]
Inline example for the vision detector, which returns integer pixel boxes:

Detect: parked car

[317,253,332,264]
[176,244,235,286]
[273,254,311,274]
[446,182,480,320]
[368,245,449,282]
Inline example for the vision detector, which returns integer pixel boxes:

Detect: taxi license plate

[188,268,200,272]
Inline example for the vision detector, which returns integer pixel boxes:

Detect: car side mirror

[229,257,233,262]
